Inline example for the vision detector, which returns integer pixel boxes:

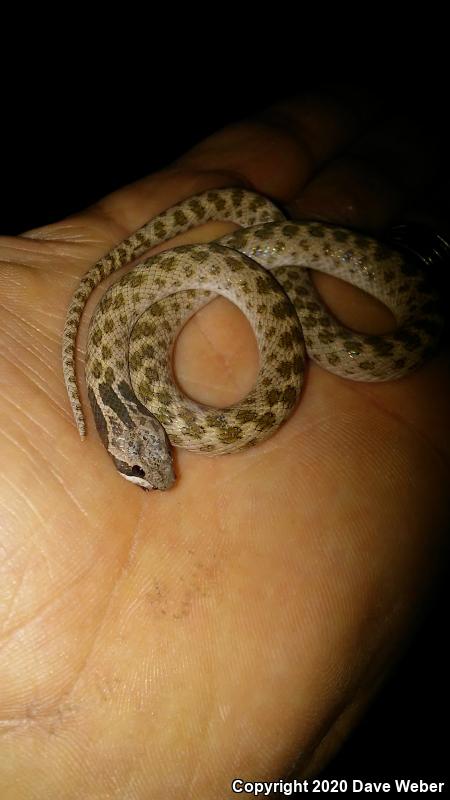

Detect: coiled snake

[62,188,443,490]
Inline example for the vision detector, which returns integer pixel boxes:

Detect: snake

[62,187,443,490]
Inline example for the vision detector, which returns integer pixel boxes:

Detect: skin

[0,88,449,799]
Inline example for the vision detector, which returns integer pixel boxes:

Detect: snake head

[88,386,176,491]
[99,410,175,491]
[111,416,176,491]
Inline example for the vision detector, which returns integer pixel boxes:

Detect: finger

[289,111,448,231]
[17,87,386,244]
[284,111,449,343]
[176,86,387,202]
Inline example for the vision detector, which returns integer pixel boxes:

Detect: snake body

[62,188,443,490]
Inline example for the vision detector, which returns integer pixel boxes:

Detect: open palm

[1,91,449,799]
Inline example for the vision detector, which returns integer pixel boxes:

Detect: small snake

[62,188,443,490]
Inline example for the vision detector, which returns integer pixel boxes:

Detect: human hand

[1,88,449,798]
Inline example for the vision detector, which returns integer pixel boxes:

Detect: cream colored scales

[62,189,443,489]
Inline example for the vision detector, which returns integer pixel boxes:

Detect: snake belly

[62,188,443,490]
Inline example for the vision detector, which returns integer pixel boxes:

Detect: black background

[2,39,449,788]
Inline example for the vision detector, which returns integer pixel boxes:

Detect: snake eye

[131,465,146,478]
